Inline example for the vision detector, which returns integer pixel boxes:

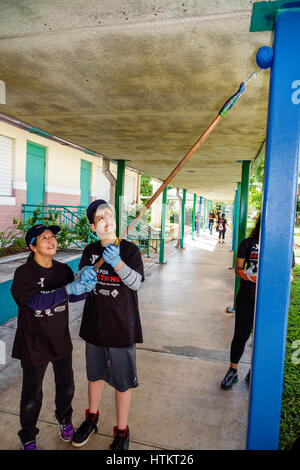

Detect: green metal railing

[22,204,87,248]
[21,204,162,256]
[124,212,163,257]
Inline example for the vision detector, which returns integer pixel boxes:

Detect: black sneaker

[72,409,99,448]
[245,369,251,385]
[221,368,238,390]
[110,426,130,450]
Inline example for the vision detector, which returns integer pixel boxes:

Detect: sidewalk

[0,232,251,450]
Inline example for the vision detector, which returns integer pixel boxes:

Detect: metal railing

[22,204,87,248]
[124,212,164,257]
[21,204,161,256]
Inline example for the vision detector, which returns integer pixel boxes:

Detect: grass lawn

[279,264,300,450]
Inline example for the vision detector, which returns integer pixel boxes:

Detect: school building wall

[0,121,139,233]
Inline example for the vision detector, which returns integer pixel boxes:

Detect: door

[26,142,46,206]
[80,159,91,207]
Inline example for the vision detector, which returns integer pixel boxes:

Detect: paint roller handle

[218,82,246,118]
[93,239,120,272]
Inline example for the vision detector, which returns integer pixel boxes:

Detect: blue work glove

[82,278,97,292]
[80,265,98,283]
[66,278,97,296]
[66,278,88,296]
[103,244,121,268]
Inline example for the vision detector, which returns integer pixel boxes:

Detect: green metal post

[192,193,197,240]
[234,161,250,307]
[159,187,168,263]
[180,189,186,248]
[115,160,125,237]
[232,182,241,267]
[238,161,250,245]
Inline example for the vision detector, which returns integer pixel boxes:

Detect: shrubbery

[0,206,91,257]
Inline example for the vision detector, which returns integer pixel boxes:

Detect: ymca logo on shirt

[38,278,45,288]
[90,255,100,265]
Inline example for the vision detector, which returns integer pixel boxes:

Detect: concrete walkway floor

[0,232,251,450]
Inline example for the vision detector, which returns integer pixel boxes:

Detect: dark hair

[91,208,98,225]
[221,213,225,217]
[27,238,37,260]
[249,213,261,239]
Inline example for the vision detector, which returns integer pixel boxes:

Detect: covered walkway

[0,231,251,450]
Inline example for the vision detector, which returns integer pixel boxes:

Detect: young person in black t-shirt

[217,213,229,243]
[71,199,144,451]
[11,224,96,450]
[216,209,221,233]
[208,211,215,235]
[220,214,295,390]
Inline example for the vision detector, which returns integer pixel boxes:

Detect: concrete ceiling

[0,0,272,201]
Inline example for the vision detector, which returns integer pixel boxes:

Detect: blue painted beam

[247,10,300,450]
[197,196,202,235]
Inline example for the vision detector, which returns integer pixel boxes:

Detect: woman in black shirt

[11,224,96,450]
[220,216,260,389]
[217,213,229,244]
[208,211,215,235]
[220,214,295,389]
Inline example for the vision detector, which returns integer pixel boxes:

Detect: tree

[140,175,153,197]
[249,159,264,211]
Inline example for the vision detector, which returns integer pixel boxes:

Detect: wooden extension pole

[94,114,223,270]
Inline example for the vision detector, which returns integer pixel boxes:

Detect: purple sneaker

[21,440,37,450]
[54,414,75,442]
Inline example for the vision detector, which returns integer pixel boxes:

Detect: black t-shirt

[11,255,74,367]
[237,237,296,301]
[218,218,227,232]
[79,239,144,348]
[237,237,259,300]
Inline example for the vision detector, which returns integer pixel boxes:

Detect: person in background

[217,213,229,244]
[216,209,221,234]
[208,210,215,235]
[220,214,295,390]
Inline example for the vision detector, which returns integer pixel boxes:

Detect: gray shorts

[85,342,139,392]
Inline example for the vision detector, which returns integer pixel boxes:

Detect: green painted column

[159,187,168,263]
[115,160,125,237]
[234,161,251,307]
[238,161,251,245]
[180,189,186,248]
[192,193,197,240]
[232,182,241,267]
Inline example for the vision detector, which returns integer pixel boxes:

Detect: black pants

[230,291,255,364]
[19,353,74,443]
[218,230,225,239]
